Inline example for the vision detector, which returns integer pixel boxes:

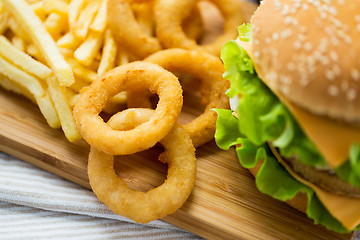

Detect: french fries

[3,0,75,87]
[46,76,81,142]
[0,36,52,79]
[0,0,132,142]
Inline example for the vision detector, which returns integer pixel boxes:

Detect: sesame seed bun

[251,0,360,123]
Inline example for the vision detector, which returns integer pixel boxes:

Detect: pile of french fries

[0,0,141,142]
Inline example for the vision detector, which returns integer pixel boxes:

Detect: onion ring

[107,0,161,59]
[88,108,197,223]
[128,48,230,147]
[154,0,245,56]
[73,61,183,155]
[182,3,204,42]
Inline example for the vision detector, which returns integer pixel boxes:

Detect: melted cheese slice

[237,39,360,168]
[270,144,360,231]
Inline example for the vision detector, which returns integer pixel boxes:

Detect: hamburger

[214,0,360,234]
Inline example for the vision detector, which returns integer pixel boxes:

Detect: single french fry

[116,49,130,66]
[46,75,82,142]
[74,30,103,66]
[11,36,25,52]
[0,55,45,96]
[90,0,108,33]
[42,0,69,16]
[102,92,127,114]
[26,43,47,64]
[7,17,30,42]
[0,36,52,79]
[0,72,36,103]
[68,93,80,108]
[44,12,69,40]
[34,91,61,128]
[0,10,10,35]
[3,0,75,87]
[56,32,81,49]
[68,76,89,92]
[68,0,86,31]
[31,1,47,21]
[72,0,101,39]
[26,0,43,3]
[66,57,98,83]
[97,29,117,76]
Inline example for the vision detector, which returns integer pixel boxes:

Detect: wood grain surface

[0,1,353,239]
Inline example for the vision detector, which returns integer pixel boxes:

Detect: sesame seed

[325,70,335,81]
[304,42,312,51]
[332,65,341,75]
[298,34,306,41]
[272,32,279,40]
[294,41,302,50]
[284,16,293,24]
[281,85,290,94]
[331,36,339,46]
[328,85,339,96]
[267,72,278,82]
[329,51,338,62]
[344,35,353,44]
[300,77,309,86]
[346,89,357,101]
[287,62,295,71]
[351,69,360,81]
[281,4,290,15]
[280,75,292,84]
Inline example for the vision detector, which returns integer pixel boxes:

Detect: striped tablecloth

[0,152,203,240]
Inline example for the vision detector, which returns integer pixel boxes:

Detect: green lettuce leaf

[215,25,360,232]
[220,39,325,167]
[336,144,360,188]
[215,109,359,233]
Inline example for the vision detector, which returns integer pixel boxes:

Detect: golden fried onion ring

[128,49,230,147]
[154,0,245,56]
[107,0,162,59]
[88,108,197,223]
[73,61,183,155]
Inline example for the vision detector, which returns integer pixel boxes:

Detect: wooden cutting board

[0,86,353,240]
[0,1,353,239]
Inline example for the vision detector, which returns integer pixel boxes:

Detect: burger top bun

[251,0,360,123]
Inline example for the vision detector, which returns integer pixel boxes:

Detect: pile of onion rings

[74,61,197,223]
[72,0,253,224]
[127,48,230,147]
[154,0,245,56]
[107,0,247,58]
[88,108,197,223]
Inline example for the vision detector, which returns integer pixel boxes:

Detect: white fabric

[0,152,203,240]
